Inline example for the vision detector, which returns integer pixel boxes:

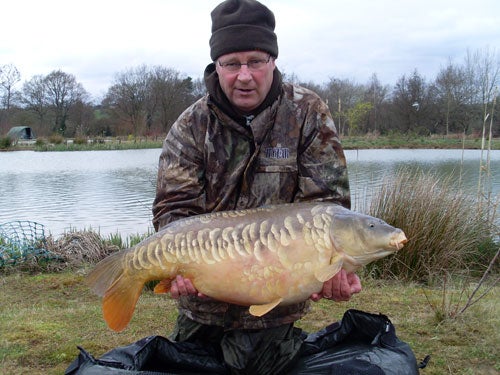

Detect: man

[152,0,361,373]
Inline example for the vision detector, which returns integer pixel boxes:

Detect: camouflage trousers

[169,312,304,375]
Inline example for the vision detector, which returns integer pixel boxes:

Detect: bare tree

[392,70,435,134]
[462,51,482,134]
[69,99,95,137]
[474,47,499,131]
[0,64,21,110]
[323,78,364,136]
[435,60,469,134]
[364,74,389,134]
[104,65,196,137]
[0,63,21,127]
[459,48,500,135]
[21,75,50,131]
[105,65,150,137]
[191,77,207,100]
[148,66,193,135]
[44,70,88,135]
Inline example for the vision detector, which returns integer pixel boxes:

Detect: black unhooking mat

[66,309,424,375]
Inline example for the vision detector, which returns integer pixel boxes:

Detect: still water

[0,149,499,238]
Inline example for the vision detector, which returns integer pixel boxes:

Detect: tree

[346,102,373,135]
[21,75,50,131]
[323,78,364,136]
[105,65,150,137]
[191,77,207,100]
[364,74,389,134]
[0,63,21,127]
[69,99,95,137]
[391,70,436,134]
[148,66,194,135]
[44,70,88,135]
[0,64,21,110]
[104,65,196,137]
[474,47,499,133]
[434,60,472,134]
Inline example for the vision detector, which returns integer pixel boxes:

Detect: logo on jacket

[265,146,290,159]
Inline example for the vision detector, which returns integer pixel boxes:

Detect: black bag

[66,309,422,375]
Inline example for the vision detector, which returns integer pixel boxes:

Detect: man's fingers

[184,278,198,294]
[310,292,322,302]
[170,275,202,299]
[347,273,362,294]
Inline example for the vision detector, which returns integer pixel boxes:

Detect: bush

[366,168,497,282]
[48,133,64,144]
[74,136,87,145]
[0,136,12,148]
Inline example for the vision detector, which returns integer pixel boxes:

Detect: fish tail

[86,249,144,332]
[86,250,128,296]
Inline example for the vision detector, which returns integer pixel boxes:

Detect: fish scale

[87,202,407,332]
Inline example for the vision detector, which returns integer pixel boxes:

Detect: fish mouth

[390,232,408,250]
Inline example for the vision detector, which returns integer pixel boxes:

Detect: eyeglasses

[217,55,272,72]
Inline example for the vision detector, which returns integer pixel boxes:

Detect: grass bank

[0,270,498,374]
[2,134,500,151]
[342,134,500,150]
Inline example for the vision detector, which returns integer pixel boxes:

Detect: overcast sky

[2,0,499,100]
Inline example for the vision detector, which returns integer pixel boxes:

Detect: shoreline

[3,135,500,152]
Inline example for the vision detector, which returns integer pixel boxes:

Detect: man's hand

[310,270,362,302]
[169,275,205,299]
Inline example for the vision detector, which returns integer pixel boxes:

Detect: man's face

[215,50,276,114]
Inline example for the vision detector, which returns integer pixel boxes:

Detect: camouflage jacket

[152,82,350,329]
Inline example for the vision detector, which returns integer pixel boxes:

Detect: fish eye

[369,222,375,228]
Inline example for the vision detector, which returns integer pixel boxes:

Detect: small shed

[6,126,36,140]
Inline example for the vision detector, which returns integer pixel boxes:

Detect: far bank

[3,134,500,152]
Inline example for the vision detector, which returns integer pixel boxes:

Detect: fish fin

[102,274,144,332]
[86,250,128,297]
[86,249,143,332]
[249,298,283,317]
[314,255,343,282]
[153,279,171,294]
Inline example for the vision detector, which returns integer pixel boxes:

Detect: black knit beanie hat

[209,0,279,61]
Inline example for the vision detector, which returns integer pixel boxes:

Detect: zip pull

[245,115,254,126]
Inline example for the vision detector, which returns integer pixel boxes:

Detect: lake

[0,148,498,238]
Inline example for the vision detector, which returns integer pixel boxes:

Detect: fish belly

[183,249,325,307]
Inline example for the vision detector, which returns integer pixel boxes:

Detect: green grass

[0,271,498,375]
[341,134,500,150]
[33,139,163,152]
[7,134,500,152]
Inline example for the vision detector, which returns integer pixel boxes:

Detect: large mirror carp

[87,202,407,332]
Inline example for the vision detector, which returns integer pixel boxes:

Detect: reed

[366,167,497,282]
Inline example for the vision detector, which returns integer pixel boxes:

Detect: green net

[0,221,57,267]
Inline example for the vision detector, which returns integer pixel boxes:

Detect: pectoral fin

[153,279,171,294]
[249,298,283,317]
[314,254,343,282]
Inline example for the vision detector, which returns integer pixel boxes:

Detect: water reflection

[0,149,498,238]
